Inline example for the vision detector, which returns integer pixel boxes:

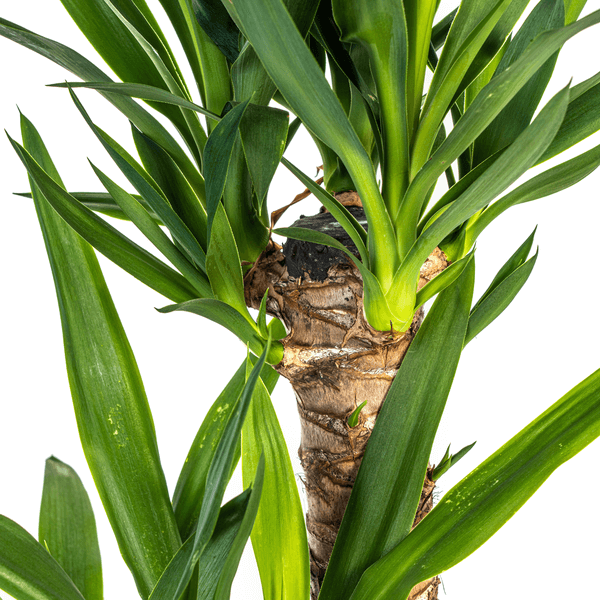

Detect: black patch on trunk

[283,208,367,281]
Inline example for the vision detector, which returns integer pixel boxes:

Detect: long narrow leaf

[473,0,565,164]
[19,114,181,597]
[242,377,310,600]
[0,18,205,198]
[349,367,600,600]
[90,164,210,297]
[465,251,538,345]
[389,84,570,328]
[172,345,270,598]
[39,457,102,600]
[397,10,600,248]
[320,260,475,600]
[467,141,600,243]
[0,516,86,600]
[173,361,248,539]
[157,299,283,365]
[58,0,200,159]
[67,87,210,280]
[7,134,198,303]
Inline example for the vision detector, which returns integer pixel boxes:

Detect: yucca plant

[1,0,600,599]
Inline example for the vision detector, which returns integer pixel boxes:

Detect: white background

[1,1,599,599]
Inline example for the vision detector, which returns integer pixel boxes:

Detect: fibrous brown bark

[245,197,447,599]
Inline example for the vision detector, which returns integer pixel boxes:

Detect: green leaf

[389,84,570,327]
[171,344,270,598]
[431,8,458,50]
[411,0,513,181]
[150,478,261,600]
[132,125,208,249]
[348,401,368,428]
[466,141,600,243]
[49,81,220,123]
[16,191,163,224]
[204,99,250,237]
[239,104,289,210]
[242,378,310,600]
[39,457,102,600]
[319,260,475,600]
[19,114,181,597]
[58,0,200,159]
[472,228,536,311]
[67,87,209,277]
[157,299,283,365]
[473,0,565,165]
[257,291,269,339]
[173,359,248,539]
[90,164,210,298]
[538,70,600,162]
[7,133,197,304]
[282,158,368,262]
[0,18,205,197]
[212,455,265,600]
[465,251,537,345]
[332,0,410,215]
[0,515,86,600]
[414,251,474,311]
[206,203,255,325]
[397,10,600,250]
[349,367,600,600]
[192,0,241,63]
[431,441,476,480]
[226,0,398,288]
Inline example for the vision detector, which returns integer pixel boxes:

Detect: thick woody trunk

[245,196,447,600]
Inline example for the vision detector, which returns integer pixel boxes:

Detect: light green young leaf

[390,84,570,328]
[242,378,310,600]
[398,10,600,250]
[0,515,86,600]
[19,114,181,597]
[350,367,600,600]
[414,251,474,311]
[39,457,102,600]
[332,0,410,215]
[320,261,475,600]
[431,441,476,480]
[348,401,368,428]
